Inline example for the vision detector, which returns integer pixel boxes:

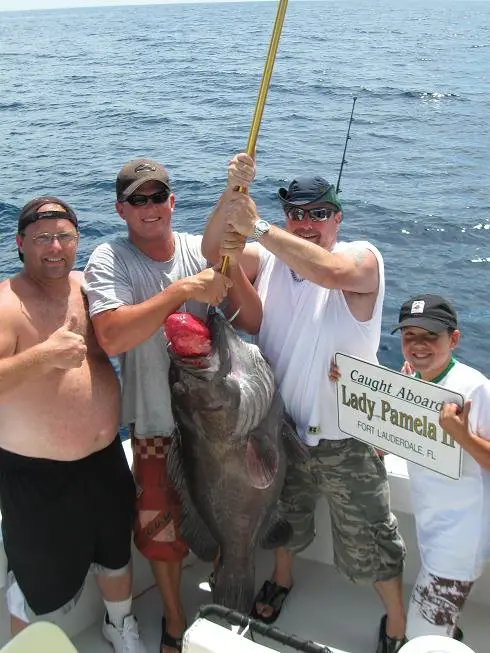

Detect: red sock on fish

[164,313,212,357]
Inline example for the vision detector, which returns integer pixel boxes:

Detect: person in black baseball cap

[392,294,460,382]
[2,197,146,649]
[329,291,489,641]
[391,295,490,642]
[16,196,79,267]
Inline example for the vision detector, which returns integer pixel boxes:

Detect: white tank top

[254,240,385,445]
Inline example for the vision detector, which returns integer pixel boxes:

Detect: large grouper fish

[164,309,307,614]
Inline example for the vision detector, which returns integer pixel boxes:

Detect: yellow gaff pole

[221,0,289,275]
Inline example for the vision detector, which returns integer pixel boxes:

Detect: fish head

[165,311,239,431]
[167,336,223,401]
[166,310,276,439]
[166,309,244,382]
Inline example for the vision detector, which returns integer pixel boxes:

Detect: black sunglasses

[285,206,337,222]
[125,190,170,207]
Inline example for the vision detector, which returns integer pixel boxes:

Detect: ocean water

[0,0,489,373]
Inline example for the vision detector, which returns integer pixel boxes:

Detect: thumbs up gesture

[43,314,88,369]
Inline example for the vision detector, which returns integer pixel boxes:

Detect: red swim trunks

[131,432,188,562]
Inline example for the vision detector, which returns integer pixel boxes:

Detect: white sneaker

[102,612,148,653]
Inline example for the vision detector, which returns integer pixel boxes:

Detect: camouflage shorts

[280,437,406,585]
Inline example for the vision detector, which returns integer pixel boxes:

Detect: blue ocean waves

[0,0,489,373]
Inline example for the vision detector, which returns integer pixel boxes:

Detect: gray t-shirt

[84,232,208,437]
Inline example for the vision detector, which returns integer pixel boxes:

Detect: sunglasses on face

[285,206,337,222]
[125,190,170,207]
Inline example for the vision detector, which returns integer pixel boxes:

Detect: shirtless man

[0,197,146,653]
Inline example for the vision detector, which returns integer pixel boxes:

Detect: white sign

[335,353,464,479]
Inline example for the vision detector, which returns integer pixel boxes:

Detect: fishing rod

[220,0,289,275]
[336,96,357,195]
[244,0,289,157]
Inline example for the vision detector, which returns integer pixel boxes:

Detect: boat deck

[72,552,487,653]
[0,449,485,653]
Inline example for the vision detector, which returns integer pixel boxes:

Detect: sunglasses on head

[125,190,170,207]
[285,205,337,222]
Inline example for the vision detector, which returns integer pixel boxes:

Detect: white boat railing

[400,635,475,652]
[184,606,339,653]
[182,609,477,653]
[0,622,78,652]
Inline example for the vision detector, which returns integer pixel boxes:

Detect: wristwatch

[251,218,271,241]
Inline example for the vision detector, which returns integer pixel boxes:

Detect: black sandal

[161,617,184,653]
[454,626,463,641]
[375,615,407,653]
[250,580,292,624]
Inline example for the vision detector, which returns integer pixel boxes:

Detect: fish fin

[167,430,219,562]
[282,412,309,461]
[213,557,255,613]
[246,430,279,490]
[259,510,293,550]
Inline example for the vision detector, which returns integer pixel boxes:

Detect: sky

[0,0,278,12]
[1,0,483,11]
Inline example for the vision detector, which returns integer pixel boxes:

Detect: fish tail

[212,558,255,615]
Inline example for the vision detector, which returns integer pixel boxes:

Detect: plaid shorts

[281,437,405,584]
[132,436,167,461]
[130,428,188,563]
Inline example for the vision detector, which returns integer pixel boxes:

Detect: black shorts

[0,436,136,615]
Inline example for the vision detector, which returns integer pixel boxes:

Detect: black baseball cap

[278,176,342,211]
[17,196,78,262]
[116,158,171,201]
[391,294,458,334]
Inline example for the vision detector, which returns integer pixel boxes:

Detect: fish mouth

[167,345,213,369]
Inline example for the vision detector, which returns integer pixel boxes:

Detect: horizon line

[0,0,312,14]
